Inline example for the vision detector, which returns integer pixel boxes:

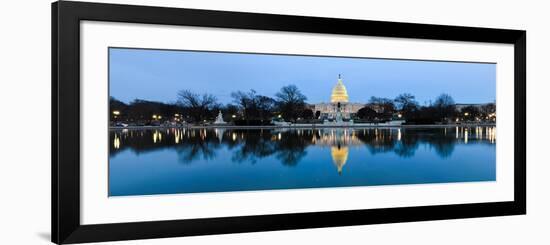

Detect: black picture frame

[52,1,526,244]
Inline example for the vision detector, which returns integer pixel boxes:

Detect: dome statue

[330,74,349,103]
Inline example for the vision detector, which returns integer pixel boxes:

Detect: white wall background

[0,0,547,244]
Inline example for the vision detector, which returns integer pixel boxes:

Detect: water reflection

[110,126,496,171]
[109,126,496,196]
[331,145,348,175]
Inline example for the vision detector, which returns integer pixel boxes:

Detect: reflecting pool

[109,126,496,196]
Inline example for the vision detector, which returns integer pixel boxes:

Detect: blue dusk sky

[109,48,496,105]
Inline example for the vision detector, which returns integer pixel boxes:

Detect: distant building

[313,75,365,120]
[455,103,493,111]
[311,76,493,121]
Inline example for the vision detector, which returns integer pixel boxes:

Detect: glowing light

[113,134,120,149]
[153,130,161,143]
[488,126,496,143]
[464,112,469,116]
[397,128,401,141]
[397,114,402,118]
[464,128,469,144]
[112,110,120,116]
[330,76,349,103]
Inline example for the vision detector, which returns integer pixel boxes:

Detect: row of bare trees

[176,85,310,124]
[356,93,495,124]
[111,88,495,125]
[110,85,310,125]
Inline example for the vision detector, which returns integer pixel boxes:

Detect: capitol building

[313,75,364,120]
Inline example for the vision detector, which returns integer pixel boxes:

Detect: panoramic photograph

[108,47,497,197]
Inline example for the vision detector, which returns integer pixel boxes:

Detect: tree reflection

[273,130,310,166]
[355,128,398,155]
[174,132,221,163]
[393,140,419,158]
[424,128,456,158]
[109,126,495,168]
[231,130,277,164]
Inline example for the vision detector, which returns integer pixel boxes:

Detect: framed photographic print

[52,1,526,244]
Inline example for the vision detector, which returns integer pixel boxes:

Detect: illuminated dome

[331,145,349,175]
[330,75,349,103]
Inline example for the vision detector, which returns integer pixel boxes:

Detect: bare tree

[231,90,276,123]
[433,93,456,121]
[394,93,419,121]
[177,90,218,123]
[231,90,256,122]
[275,85,307,122]
[255,95,276,121]
[434,93,455,108]
[394,93,418,111]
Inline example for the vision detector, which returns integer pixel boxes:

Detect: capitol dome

[330,75,349,103]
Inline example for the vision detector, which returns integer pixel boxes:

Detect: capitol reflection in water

[109,127,496,196]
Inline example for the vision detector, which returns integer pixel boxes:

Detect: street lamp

[464,112,469,116]
[232,114,236,118]
[112,110,120,123]
[152,115,157,119]
[397,114,402,118]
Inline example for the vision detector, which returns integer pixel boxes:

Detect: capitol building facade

[313,75,364,120]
